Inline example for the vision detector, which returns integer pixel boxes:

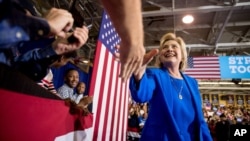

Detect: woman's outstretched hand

[114,45,159,81]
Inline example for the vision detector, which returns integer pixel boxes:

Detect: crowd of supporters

[204,105,250,141]
[127,100,250,141]
[127,100,148,141]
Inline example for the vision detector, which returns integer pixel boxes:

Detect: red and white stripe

[185,56,221,79]
[88,41,129,141]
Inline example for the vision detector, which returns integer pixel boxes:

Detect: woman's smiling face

[159,40,182,67]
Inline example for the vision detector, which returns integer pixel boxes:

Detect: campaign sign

[246,95,250,106]
[230,125,250,141]
[227,95,234,105]
[219,56,250,79]
[202,94,210,103]
[211,94,219,105]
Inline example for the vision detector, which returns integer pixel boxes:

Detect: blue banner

[219,56,250,79]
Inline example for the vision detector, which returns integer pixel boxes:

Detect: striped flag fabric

[0,87,92,141]
[37,69,57,94]
[0,63,94,141]
[184,56,221,79]
[88,11,130,141]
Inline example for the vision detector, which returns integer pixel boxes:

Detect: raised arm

[101,0,145,82]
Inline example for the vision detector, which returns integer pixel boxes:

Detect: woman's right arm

[129,70,156,103]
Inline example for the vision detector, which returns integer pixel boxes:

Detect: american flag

[184,56,221,79]
[88,11,129,141]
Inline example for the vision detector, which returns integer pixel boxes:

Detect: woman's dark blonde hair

[155,33,188,71]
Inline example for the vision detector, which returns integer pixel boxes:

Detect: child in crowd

[75,82,93,115]
[74,82,86,104]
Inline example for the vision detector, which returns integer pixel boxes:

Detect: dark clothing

[0,63,61,99]
[128,113,140,128]
[215,120,230,141]
[12,38,59,81]
[0,0,60,80]
[0,0,50,43]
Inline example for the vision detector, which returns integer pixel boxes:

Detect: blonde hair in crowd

[155,33,188,72]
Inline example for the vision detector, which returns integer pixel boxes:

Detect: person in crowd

[74,82,86,104]
[77,95,93,116]
[0,0,88,94]
[64,81,93,116]
[128,33,212,141]
[57,68,79,100]
[12,26,88,81]
[0,0,145,81]
[1,0,76,63]
[2,0,145,127]
[138,112,148,133]
[100,0,145,82]
[37,51,77,95]
[128,105,140,131]
[215,113,230,141]
[2,0,146,83]
[0,0,89,82]
[207,118,217,141]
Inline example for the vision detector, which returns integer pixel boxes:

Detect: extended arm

[101,0,145,82]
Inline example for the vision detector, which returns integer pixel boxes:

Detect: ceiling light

[182,15,194,24]
[82,60,89,64]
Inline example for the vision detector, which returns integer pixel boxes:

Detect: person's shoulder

[57,84,69,90]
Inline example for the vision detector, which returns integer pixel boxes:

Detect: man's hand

[44,8,74,37]
[52,26,89,55]
[77,96,93,116]
[118,42,145,82]
[114,45,158,81]
[65,96,93,116]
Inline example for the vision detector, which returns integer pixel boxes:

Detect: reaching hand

[52,26,89,55]
[114,45,159,81]
[118,42,145,82]
[44,8,74,37]
[133,49,159,81]
[68,26,89,47]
